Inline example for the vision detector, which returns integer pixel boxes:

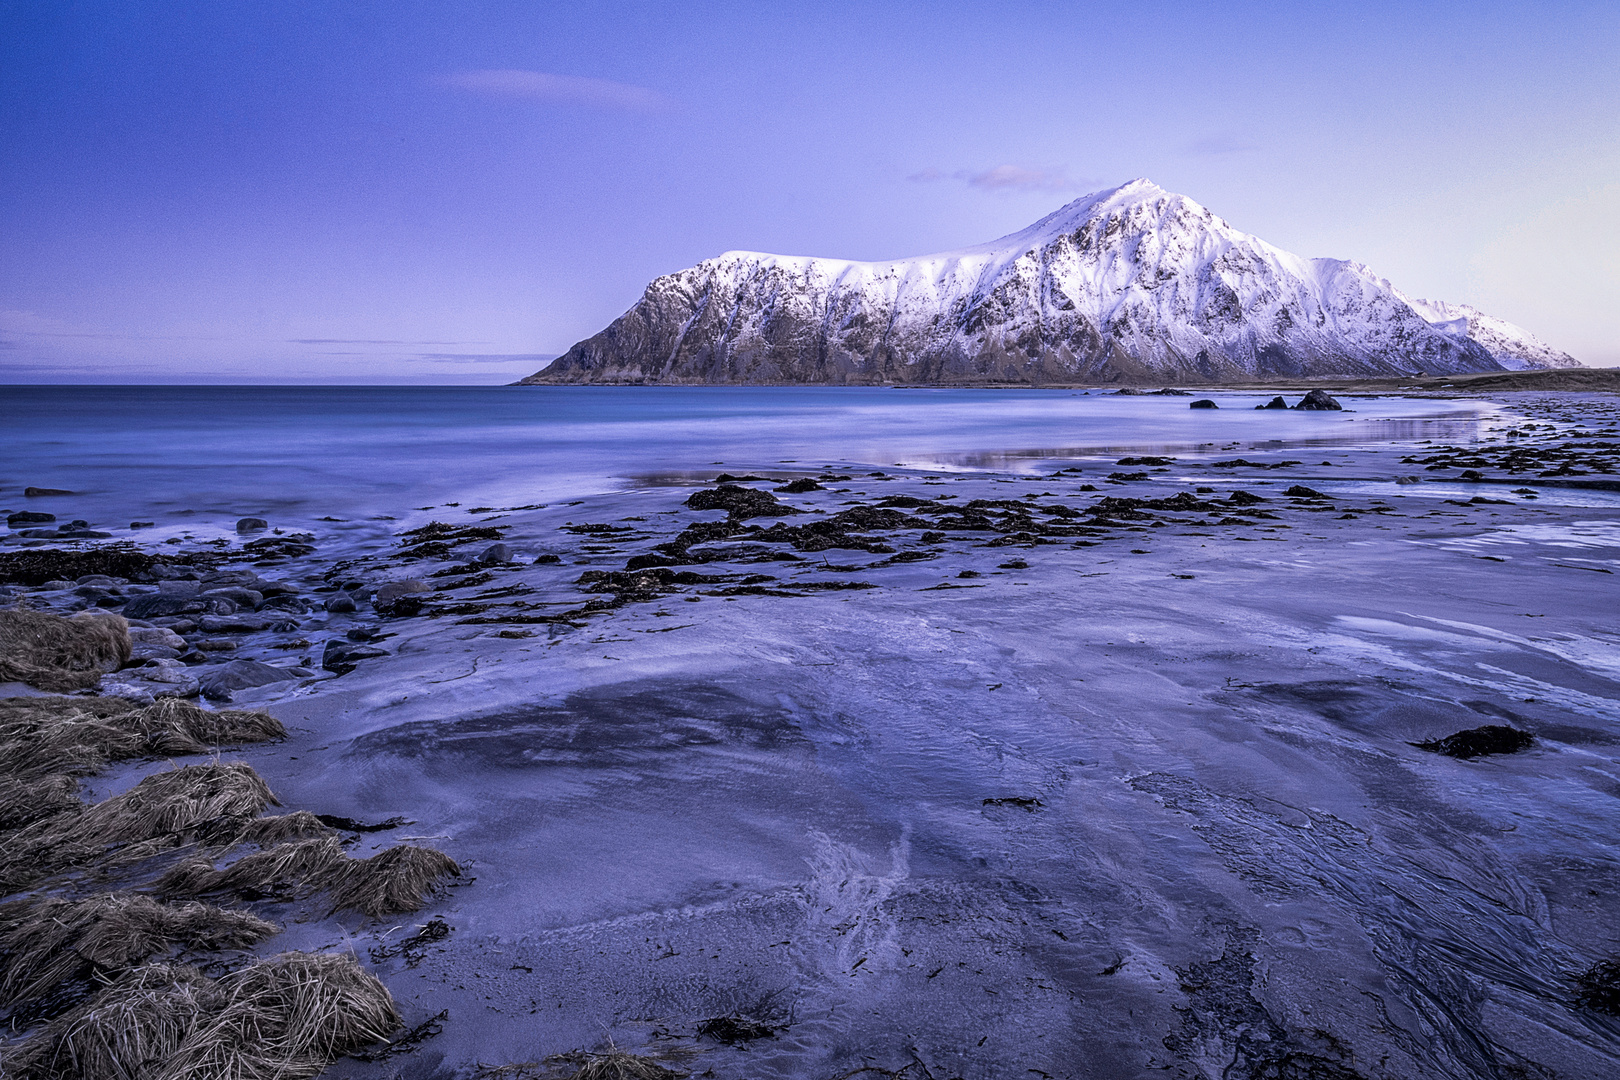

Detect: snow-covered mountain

[522,180,1578,385]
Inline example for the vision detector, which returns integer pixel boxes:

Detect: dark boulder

[1227,490,1267,506]
[236,517,269,533]
[198,659,310,701]
[1189,399,1219,409]
[1256,396,1289,410]
[23,487,73,497]
[123,592,206,620]
[7,511,55,527]
[1293,389,1343,411]
[1284,485,1327,499]
[775,478,823,493]
[478,542,515,565]
[323,593,358,614]
[323,638,389,675]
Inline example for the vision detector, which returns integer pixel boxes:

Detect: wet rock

[123,592,206,620]
[1396,475,1422,485]
[1284,485,1328,499]
[102,658,200,700]
[236,517,269,533]
[7,510,56,527]
[195,638,238,652]
[775,477,823,493]
[198,613,279,633]
[534,553,561,564]
[24,487,74,497]
[323,638,389,675]
[259,594,310,614]
[1256,396,1289,410]
[128,642,183,663]
[1117,456,1175,466]
[478,542,514,565]
[203,586,264,609]
[130,626,187,650]
[1413,724,1534,759]
[1294,389,1343,410]
[20,525,112,539]
[375,579,429,604]
[1460,469,1484,481]
[323,592,357,614]
[1227,490,1267,506]
[1189,399,1219,409]
[198,659,310,700]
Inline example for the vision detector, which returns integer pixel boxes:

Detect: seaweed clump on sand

[1413,724,1534,759]
[1575,958,1620,1014]
[0,607,130,692]
[1,952,399,1080]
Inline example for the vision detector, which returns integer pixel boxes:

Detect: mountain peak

[523,183,1579,385]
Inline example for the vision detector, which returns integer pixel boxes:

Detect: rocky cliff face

[523,180,1579,385]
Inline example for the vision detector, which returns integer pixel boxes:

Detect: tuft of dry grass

[0,892,278,1008]
[4,952,399,1080]
[158,836,348,901]
[157,951,401,1080]
[160,839,460,917]
[2,962,226,1080]
[0,609,130,693]
[325,845,462,917]
[566,1052,688,1080]
[0,697,285,784]
[0,773,81,831]
[0,762,278,893]
[227,811,335,847]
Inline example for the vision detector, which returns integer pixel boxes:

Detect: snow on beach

[3,389,1620,1079]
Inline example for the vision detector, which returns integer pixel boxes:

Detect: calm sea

[2,385,1494,540]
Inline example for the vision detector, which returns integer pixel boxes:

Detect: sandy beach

[3,388,1619,1079]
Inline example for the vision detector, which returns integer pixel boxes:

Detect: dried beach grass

[159,838,460,917]
[0,609,130,693]
[325,845,462,917]
[157,836,348,901]
[227,811,335,847]
[0,697,284,783]
[0,773,81,831]
[0,892,278,1008]
[2,962,226,1080]
[4,952,399,1080]
[566,1052,688,1080]
[0,762,277,893]
[158,951,401,1080]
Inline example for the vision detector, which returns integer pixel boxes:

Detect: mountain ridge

[521,180,1579,385]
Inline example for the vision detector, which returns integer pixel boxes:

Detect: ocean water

[2,385,1496,535]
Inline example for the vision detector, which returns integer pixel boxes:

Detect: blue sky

[2,0,1616,382]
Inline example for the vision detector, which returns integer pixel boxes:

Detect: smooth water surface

[2,385,1494,531]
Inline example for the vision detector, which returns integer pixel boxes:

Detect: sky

[2,0,1616,384]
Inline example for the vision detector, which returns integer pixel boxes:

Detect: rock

[323,638,389,675]
[1256,396,1288,410]
[236,517,269,533]
[130,626,187,650]
[255,580,297,597]
[102,658,200,699]
[198,659,309,701]
[775,478,823,493]
[40,579,75,590]
[1112,388,1145,395]
[1151,388,1191,396]
[123,593,206,620]
[323,594,357,614]
[128,643,183,662]
[375,579,429,604]
[1284,485,1327,498]
[75,574,126,587]
[198,613,280,633]
[7,511,56,526]
[1293,389,1343,411]
[1395,475,1421,485]
[195,638,238,652]
[534,554,561,564]
[157,579,202,595]
[478,543,514,565]
[1460,470,1483,481]
[148,617,198,634]
[1189,399,1219,409]
[1227,490,1267,505]
[24,487,74,497]
[130,521,154,528]
[259,594,310,614]
[20,526,112,539]
[202,586,264,609]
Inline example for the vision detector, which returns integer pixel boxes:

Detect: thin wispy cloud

[435,69,671,111]
[412,353,558,364]
[289,338,489,346]
[907,164,1095,194]
[1183,133,1258,156]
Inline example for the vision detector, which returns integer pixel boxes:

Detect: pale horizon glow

[2,1,1616,383]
